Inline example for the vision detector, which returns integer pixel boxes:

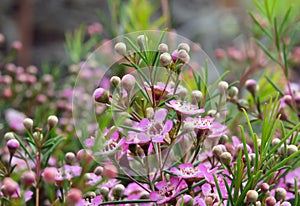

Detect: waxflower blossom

[184,116,227,138]
[170,163,204,182]
[135,108,173,143]
[166,100,205,116]
[150,177,187,204]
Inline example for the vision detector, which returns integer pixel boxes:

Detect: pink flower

[166,100,204,116]
[170,163,204,182]
[5,109,26,132]
[184,116,227,138]
[150,177,187,204]
[135,108,173,143]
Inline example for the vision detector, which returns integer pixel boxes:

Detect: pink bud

[21,171,36,187]
[2,178,18,196]
[12,41,23,51]
[7,139,20,153]
[103,164,118,179]
[42,167,57,183]
[67,188,82,203]
[121,74,136,92]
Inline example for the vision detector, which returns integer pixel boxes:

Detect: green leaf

[264,76,284,96]
[254,39,281,65]
[249,12,273,39]
[14,134,35,161]
[279,7,292,34]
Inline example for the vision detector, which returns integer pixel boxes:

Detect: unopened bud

[228,86,239,98]
[178,43,190,52]
[160,52,172,66]
[261,183,270,193]
[265,196,276,206]
[21,171,36,187]
[212,145,225,158]
[178,49,190,63]
[4,132,15,141]
[47,115,58,129]
[245,190,258,203]
[287,144,298,156]
[137,35,148,49]
[93,88,110,104]
[67,188,82,203]
[65,152,76,164]
[146,107,154,118]
[7,139,20,154]
[280,201,292,206]
[110,76,121,87]
[272,138,281,147]
[218,81,229,94]
[158,43,168,53]
[112,184,125,199]
[121,74,136,93]
[245,79,258,96]
[23,118,34,130]
[191,90,203,103]
[283,95,292,106]
[114,42,127,56]
[275,188,286,201]
[100,186,109,197]
[94,166,104,176]
[220,152,232,166]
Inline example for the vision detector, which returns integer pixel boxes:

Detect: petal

[137,133,150,143]
[164,120,173,132]
[154,108,167,122]
[150,191,160,201]
[139,118,150,130]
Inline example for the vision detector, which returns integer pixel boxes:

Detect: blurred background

[0,0,250,67]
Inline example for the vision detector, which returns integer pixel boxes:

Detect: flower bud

[2,178,18,196]
[245,190,258,203]
[158,43,168,53]
[215,48,226,59]
[94,166,104,176]
[178,49,190,63]
[4,132,15,141]
[43,167,57,183]
[219,135,228,144]
[67,188,82,203]
[218,81,229,94]
[265,196,276,206]
[261,183,269,193]
[176,194,193,206]
[220,152,232,166]
[100,186,109,197]
[283,95,292,106]
[272,138,281,147]
[121,74,136,93]
[191,90,203,104]
[103,164,118,179]
[178,43,190,52]
[245,79,258,96]
[287,144,298,156]
[212,145,225,158]
[112,184,125,199]
[171,50,179,61]
[146,107,154,118]
[23,118,34,131]
[275,188,286,201]
[7,139,20,154]
[114,42,127,56]
[47,115,58,129]
[228,86,239,98]
[76,149,93,163]
[21,171,36,187]
[65,152,76,164]
[137,35,147,49]
[255,201,262,206]
[280,201,292,206]
[160,52,172,66]
[205,196,213,206]
[93,88,110,104]
[110,76,121,87]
